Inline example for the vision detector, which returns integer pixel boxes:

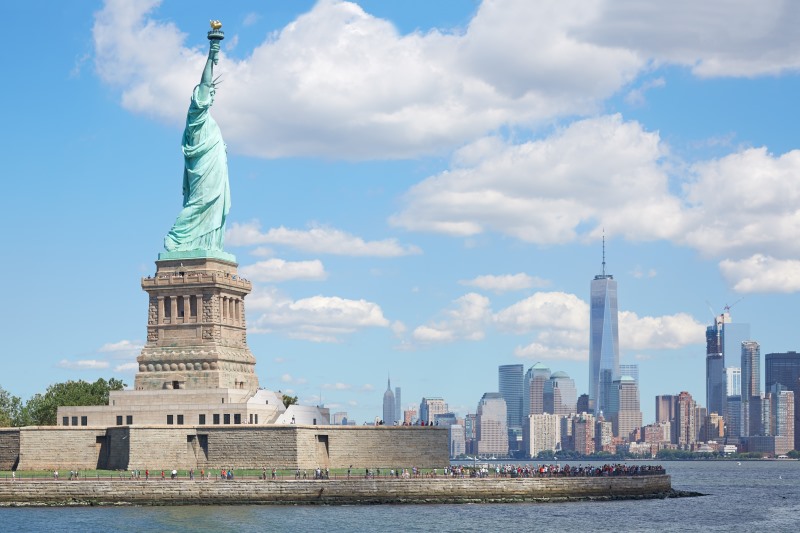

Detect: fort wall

[10,425,449,471]
[0,475,673,506]
[0,429,20,471]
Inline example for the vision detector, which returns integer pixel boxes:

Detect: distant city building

[722,318,750,369]
[707,412,725,440]
[395,387,402,425]
[741,341,761,437]
[589,240,619,416]
[544,371,577,415]
[705,315,725,418]
[674,391,696,448]
[706,353,725,420]
[619,364,639,385]
[434,412,458,426]
[499,364,524,430]
[332,412,348,425]
[573,413,596,455]
[449,424,466,458]
[724,367,742,436]
[726,395,742,438]
[726,367,742,396]
[476,393,508,457]
[576,394,590,415]
[523,413,561,458]
[523,363,551,417]
[655,395,676,425]
[765,351,800,452]
[642,422,671,444]
[560,415,575,451]
[762,384,794,451]
[596,416,614,452]
[694,405,707,442]
[464,413,477,453]
[382,377,396,424]
[419,397,448,425]
[608,376,642,440]
[403,407,417,425]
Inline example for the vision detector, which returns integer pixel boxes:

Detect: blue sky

[5,0,800,425]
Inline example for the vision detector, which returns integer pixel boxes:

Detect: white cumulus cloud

[391,115,682,244]
[460,273,549,293]
[98,339,143,355]
[251,294,391,342]
[719,254,800,293]
[228,221,421,257]
[240,258,327,283]
[58,359,110,370]
[412,293,492,343]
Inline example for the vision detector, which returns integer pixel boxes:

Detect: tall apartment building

[674,391,696,448]
[476,393,508,457]
[655,394,676,424]
[544,371,578,415]
[573,413,596,455]
[419,397,448,425]
[523,413,561,458]
[741,341,761,437]
[449,424,466,458]
[608,376,642,440]
[523,363,551,416]
[596,417,614,452]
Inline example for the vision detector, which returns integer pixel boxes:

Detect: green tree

[0,385,24,427]
[23,377,126,426]
[282,394,299,408]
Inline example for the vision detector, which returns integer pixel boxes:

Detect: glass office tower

[741,341,761,437]
[765,351,800,451]
[589,244,619,416]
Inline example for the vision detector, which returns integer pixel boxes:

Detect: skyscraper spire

[602,230,606,277]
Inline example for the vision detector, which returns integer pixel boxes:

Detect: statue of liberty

[163,22,232,260]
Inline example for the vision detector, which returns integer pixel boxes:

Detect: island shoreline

[0,475,703,507]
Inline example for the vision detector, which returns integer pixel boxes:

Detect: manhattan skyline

[5,1,800,426]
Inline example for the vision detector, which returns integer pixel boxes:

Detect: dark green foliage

[16,378,126,427]
[0,386,24,427]
[282,394,299,408]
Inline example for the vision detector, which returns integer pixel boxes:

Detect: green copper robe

[164,84,230,253]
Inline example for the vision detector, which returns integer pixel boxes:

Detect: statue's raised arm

[162,22,233,262]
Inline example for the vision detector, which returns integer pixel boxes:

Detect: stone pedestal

[134,257,259,391]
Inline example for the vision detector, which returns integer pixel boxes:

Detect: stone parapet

[11,425,449,472]
[0,475,674,506]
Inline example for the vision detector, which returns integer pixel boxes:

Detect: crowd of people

[450,463,666,478]
[10,463,664,482]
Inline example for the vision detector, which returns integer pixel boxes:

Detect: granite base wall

[11,425,449,471]
[0,475,673,506]
[0,429,20,471]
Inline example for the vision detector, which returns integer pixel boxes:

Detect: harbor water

[1,460,798,532]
